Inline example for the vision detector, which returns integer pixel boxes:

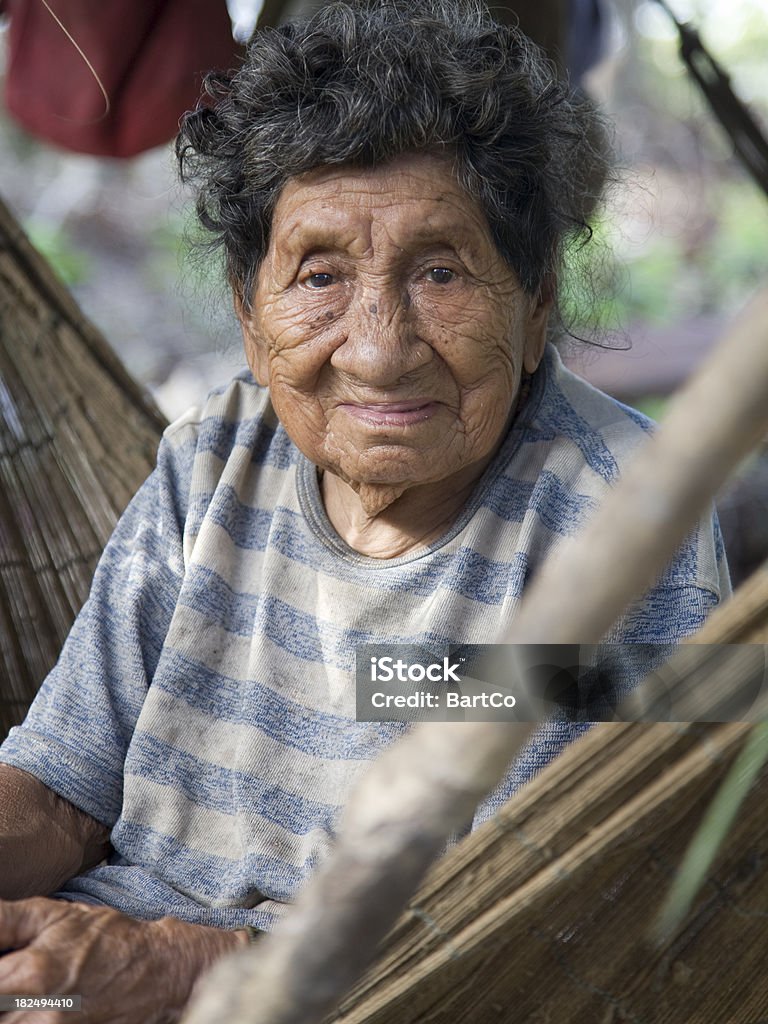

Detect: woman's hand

[0,897,247,1023]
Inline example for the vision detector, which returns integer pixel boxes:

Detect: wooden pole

[181,286,768,1024]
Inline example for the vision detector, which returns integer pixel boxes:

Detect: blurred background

[1,0,767,581]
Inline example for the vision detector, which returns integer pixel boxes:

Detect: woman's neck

[320,458,491,559]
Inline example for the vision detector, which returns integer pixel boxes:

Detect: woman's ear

[522,278,554,375]
[234,290,269,387]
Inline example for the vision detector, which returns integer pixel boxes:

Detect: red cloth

[3,0,238,157]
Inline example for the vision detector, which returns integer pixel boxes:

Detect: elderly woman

[0,1,728,1019]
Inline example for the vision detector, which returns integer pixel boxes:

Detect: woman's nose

[330,289,432,385]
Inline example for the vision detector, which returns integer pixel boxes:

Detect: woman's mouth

[339,400,440,427]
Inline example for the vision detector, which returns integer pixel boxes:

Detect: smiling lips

[339,400,440,427]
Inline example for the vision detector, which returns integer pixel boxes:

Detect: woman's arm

[0,765,111,899]
[0,768,254,1022]
[0,433,193,899]
[0,897,248,1022]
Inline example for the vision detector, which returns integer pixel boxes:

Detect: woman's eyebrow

[285,225,486,260]
[277,220,368,257]
[271,204,494,273]
[391,226,491,267]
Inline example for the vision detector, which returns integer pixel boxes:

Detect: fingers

[0,900,74,1014]
[0,945,50,999]
[0,900,67,952]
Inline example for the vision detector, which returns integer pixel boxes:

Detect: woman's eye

[304,272,336,289]
[426,267,455,285]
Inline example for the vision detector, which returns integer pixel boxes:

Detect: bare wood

[181,285,768,1024]
[333,724,713,1017]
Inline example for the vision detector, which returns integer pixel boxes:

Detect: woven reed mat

[330,565,768,1024]
[0,195,166,736]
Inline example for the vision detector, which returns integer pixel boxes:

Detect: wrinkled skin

[0,898,245,1023]
[239,152,551,557]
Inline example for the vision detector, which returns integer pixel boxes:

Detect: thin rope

[38,0,111,121]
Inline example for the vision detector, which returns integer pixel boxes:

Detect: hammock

[0,194,165,737]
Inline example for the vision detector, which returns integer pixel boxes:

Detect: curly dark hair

[176,0,611,313]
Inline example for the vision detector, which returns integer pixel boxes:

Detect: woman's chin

[352,481,412,518]
[332,463,439,496]
[328,442,452,487]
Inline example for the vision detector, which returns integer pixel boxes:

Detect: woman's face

[240,152,550,503]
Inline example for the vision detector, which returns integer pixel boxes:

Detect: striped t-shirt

[0,345,729,931]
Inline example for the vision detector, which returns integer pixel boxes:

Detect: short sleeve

[0,431,193,828]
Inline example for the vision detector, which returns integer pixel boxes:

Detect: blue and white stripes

[0,345,729,929]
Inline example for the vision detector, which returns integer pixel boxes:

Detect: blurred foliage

[24,220,91,287]
[563,178,768,337]
[146,210,193,280]
[145,208,235,339]
[639,0,768,113]
[631,394,668,421]
[702,183,768,305]
[656,722,768,943]
[616,0,768,161]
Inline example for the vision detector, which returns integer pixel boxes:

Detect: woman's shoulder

[516,345,730,615]
[151,369,298,526]
[159,368,301,475]
[162,368,276,450]
[520,344,658,488]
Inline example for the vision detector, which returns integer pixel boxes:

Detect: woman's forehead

[269,152,494,255]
